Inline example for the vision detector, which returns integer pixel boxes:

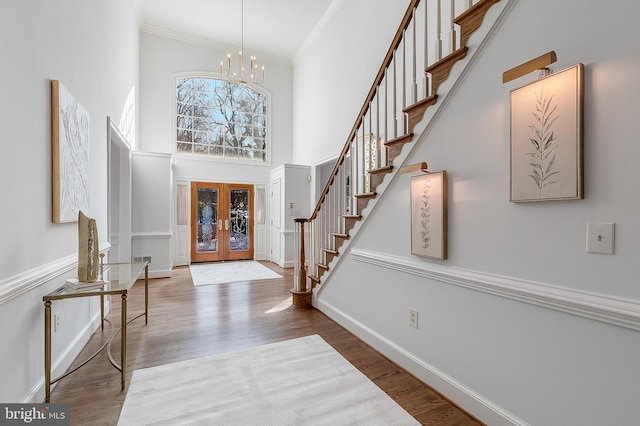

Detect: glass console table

[43,261,149,403]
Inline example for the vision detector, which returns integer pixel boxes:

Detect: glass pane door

[191,182,253,262]
[229,189,249,252]
[196,187,218,254]
[225,184,254,260]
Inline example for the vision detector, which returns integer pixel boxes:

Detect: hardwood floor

[49,262,481,426]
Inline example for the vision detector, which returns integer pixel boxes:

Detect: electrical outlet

[409,308,418,328]
[54,312,61,332]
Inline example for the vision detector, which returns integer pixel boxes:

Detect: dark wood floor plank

[49,262,481,426]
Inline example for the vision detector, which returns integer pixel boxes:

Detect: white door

[254,185,267,260]
[107,117,132,263]
[270,179,281,264]
[173,181,190,266]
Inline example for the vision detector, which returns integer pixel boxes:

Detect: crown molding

[141,24,292,67]
[293,0,343,64]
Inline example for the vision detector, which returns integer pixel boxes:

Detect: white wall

[269,164,311,268]
[138,32,296,264]
[0,0,139,403]
[296,0,640,424]
[292,0,408,166]
[132,152,173,277]
[139,31,294,183]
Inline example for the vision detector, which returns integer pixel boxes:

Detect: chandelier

[219,0,265,85]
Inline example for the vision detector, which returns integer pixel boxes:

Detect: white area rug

[118,335,419,425]
[189,261,282,286]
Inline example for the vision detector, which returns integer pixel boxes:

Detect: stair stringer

[312,0,519,306]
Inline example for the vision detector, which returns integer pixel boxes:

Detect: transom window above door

[175,75,269,163]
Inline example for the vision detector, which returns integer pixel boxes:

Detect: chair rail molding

[350,249,640,331]
[0,242,111,305]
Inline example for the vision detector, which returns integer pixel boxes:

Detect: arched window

[175,75,269,163]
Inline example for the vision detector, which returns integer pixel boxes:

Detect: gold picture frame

[51,80,90,223]
[410,171,447,260]
[509,64,584,202]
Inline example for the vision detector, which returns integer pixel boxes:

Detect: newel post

[291,218,312,308]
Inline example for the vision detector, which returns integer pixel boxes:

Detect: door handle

[225,219,229,230]
[218,219,222,230]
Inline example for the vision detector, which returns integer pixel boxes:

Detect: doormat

[189,260,282,286]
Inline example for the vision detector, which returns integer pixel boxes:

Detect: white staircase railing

[291,0,501,307]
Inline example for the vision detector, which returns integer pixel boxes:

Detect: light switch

[586,223,615,255]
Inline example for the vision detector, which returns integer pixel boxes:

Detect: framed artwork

[509,64,584,202]
[410,171,447,260]
[357,132,378,193]
[51,80,90,223]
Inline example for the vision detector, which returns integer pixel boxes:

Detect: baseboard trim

[316,299,528,426]
[147,269,172,279]
[26,305,107,403]
[351,249,640,331]
[131,232,172,239]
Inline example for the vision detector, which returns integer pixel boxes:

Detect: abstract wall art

[51,80,90,223]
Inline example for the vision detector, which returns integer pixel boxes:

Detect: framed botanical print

[410,171,447,260]
[509,64,584,202]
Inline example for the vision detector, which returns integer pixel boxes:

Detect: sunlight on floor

[265,297,292,314]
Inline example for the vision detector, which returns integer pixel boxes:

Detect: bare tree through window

[176,77,267,162]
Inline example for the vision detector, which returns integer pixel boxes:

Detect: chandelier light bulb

[219,0,264,85]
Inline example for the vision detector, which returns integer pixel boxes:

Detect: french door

[190,182,254,262]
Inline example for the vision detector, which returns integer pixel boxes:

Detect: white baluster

[424,0,431,96]
[368,100,373,175]
[311,220,317,278]
[360,124,365,194]
[376,87,381,169]
[450,0,457,52]
[402,30,407,134]
[435,0,443,60]
[384,68,389,154]
[412,8,418,104]
[393,52,398,138]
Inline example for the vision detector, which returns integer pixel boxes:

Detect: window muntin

[176,77,268,162]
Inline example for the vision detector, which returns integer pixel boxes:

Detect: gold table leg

[100,294,105,331]
[44,300,51,403]
[121,293,127,390]
[144,265,149,324]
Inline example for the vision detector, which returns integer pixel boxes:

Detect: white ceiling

[137,0,337,61]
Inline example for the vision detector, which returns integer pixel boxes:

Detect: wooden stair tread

[385,133,413,146]
[322,248,338,255]
[354,192,377,199]
[426,47,468,95]
[454,0,501,48]
[331,233,349,239]
[403,95,438,132]
[425,47,469,74]
[403,95,438,113]
[369,165,393,175]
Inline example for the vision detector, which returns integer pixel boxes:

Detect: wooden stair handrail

[308,0,422,221]
[295,0,504,291]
